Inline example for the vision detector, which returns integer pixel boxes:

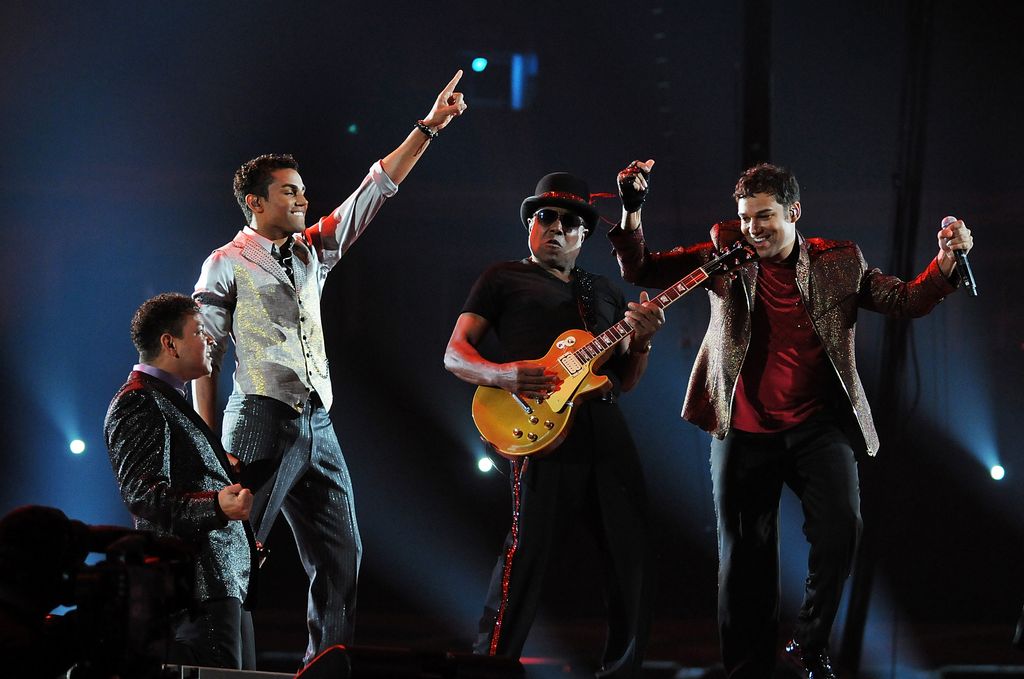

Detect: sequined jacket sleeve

[608,223,722,289]
[105,385,225,539]
[856,248,957,317]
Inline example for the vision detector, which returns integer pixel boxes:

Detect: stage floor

[249,610,1024,678]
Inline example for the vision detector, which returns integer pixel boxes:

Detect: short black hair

[733,163,800,208]
[233,153,299,223]
[130,293,198,362]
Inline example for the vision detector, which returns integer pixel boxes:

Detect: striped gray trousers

[223,392,361,664]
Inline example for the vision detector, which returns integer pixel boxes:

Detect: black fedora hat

[520,172,600,239]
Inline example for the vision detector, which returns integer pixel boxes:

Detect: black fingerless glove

[617,162,650,213]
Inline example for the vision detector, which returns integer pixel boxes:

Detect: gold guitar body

[472,329,613,458]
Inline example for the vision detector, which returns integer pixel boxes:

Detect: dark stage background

[1,1,1022,675]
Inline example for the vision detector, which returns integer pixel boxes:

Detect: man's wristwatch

[632,339,652,355]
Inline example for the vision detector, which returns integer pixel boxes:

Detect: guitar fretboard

[573,268,711,363]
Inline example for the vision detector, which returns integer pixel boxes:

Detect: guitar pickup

[557,352,583,375]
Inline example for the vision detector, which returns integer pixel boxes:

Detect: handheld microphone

[941,215,977,297]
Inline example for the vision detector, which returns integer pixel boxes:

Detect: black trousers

[473,401,653,679]
[170,596,255,669]
[223,393,361,665]
[710,413,862,678]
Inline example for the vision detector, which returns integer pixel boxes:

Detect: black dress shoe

[784,639,838,679]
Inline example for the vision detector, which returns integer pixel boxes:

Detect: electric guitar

[472,240,758,458]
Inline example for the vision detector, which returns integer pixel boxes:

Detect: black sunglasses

[533,208,586,233]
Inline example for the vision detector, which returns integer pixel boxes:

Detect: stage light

[991,465,1005,480]
[509,52,538,110]
[471,57,488,72]
[69,439,85,455]
[346,123,358,135]
[477,456,495,473]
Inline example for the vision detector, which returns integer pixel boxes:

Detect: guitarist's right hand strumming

[495,361,563,401]
[445,313,564,402]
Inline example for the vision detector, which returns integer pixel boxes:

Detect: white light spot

[70,439,86,455]
[990,465,1005,481]
[477,457,495,473]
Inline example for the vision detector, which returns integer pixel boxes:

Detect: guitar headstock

[708,239,759,274]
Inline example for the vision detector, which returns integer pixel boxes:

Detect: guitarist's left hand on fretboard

[624,290,665,350]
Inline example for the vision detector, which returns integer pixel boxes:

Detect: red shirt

[731,256,829,433]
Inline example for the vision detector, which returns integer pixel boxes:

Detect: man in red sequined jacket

[608,161,974,679]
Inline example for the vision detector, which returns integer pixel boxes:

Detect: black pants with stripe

[473,400,653,678]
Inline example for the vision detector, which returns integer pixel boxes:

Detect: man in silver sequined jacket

[608,161,974,679]
[105,293,256,669]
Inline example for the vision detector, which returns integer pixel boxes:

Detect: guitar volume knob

[529,416,539,424]
[527,432,538,442]
[544,420,554,429]
[512,428,523,438]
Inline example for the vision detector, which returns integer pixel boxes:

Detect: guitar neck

[573,266,712,364]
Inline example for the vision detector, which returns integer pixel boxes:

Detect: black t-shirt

[461,259,631,393]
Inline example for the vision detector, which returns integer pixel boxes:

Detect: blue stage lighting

[346,123,358,135]
[477,456,495,473]
[509,52,538,110]
[990,465,1005,480]
[471,57,488,72]
[69,439,85,455]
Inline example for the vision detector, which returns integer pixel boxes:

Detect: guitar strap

[572,267,620,403]
[571,267,599,333]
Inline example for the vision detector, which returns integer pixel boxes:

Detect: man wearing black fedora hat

[444,169,664,677]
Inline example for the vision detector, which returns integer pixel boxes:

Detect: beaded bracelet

[415,121,438,139]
